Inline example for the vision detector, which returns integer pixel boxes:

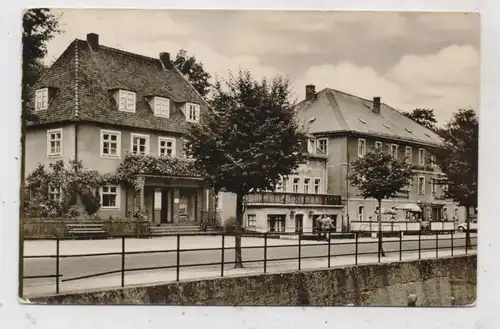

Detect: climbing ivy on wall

[114,153,203,188]
[25,160,115,218]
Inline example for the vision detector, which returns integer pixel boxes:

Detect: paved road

[23,234,477,294]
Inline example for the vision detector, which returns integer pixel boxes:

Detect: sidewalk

[23,248,477,298]
[24,232,476,257]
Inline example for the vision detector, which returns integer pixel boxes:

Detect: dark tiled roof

[27,39,208,133]
[295,88,443,146]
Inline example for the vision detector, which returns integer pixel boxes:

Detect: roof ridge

[74,41,80,117]
[326,87,440,139]
[75,38,161,63]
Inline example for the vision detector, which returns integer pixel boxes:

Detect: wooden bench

[67,223,109,239]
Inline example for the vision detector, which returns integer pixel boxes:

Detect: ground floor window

[100,185,120,208]
[247,214,256,228]
[48,185,62,202]
[358,206,364,221]
[267,215,286,232]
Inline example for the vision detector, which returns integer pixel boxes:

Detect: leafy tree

[348,151,414,258]
[434,108,478,249]
[186,70,308,267]
[174,49,211,97]
[403,108,438,131]
[22,9,62,104]
[20,8,62,297]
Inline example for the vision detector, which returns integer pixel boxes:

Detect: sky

[44,9,480,124]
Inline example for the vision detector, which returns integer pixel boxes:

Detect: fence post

[435,232,439,258]
[399,231,402,261]
[465,232,468,255]
[328,232,331,268]
[264,232,267,274]
[355,232,358,265]
[451,230,454,256]
[56,238,60,294]
[221,232,225,277]
[121,236,125,287]
[298,232,302,271]
[176,234,180,281]
[418,230,421,260]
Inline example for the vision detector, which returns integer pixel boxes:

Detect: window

[405,146,412,163]
[47,129,62,157]
[431,179,436,194]
[158,137,176,157]
[418,176,425,195]
[282,177,289,192]
[35,88,49,110]
[130,133,150,155]
[247,214,256,228]
[48,186,62,202]
[454,207,459,220]
[154,97,170,118]
[267,215,285,232]
[186,103,200,122]
[100,130,121,158]
[118,90,136,113]
[100,185,120,208]
[390,144,398,159]
[358,139,366,157]
[303,178,310,193]
[358,206,364,221]
[317,138,328,155]
[419,148,425,165]
[308,138,316,154]
[375,141,383,150]
[314,179,321,194]
[292,178,300,193]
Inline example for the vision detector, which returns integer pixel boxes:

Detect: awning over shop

[394,203,422,212]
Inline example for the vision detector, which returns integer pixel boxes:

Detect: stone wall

[34,255,476,306]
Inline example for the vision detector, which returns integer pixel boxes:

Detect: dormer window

[118,90,136,113]
[185,103,200,123]
[153,97,170,118]
[35,88,49,110]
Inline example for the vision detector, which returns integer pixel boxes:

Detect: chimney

[305,85,316,101]
[373,96,381,114]
[159,52,173,70]
[86,33,99,52]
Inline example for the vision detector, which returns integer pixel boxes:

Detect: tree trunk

[19,117,26,297]
[465,206,471,250]
[234,192,244,268]
[378,199,385,257]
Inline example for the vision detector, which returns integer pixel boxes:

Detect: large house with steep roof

[25,33,216,230]
[294,85,467,230]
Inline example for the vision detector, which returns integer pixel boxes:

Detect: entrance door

[160,190,170,223]
[432,207,442,221]
[295,214,303,233]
